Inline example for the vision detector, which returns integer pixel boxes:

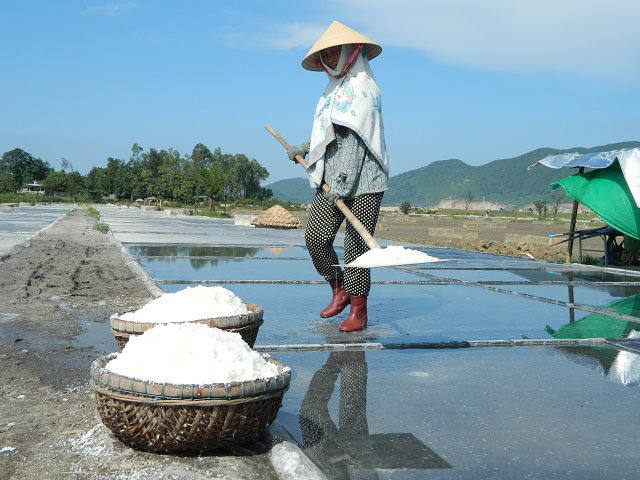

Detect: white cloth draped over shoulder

[306,45,389,188]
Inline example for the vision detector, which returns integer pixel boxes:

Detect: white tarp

[528,147,640,208]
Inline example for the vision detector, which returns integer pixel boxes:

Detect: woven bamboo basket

[110,303,263,350]
[90,354,291,453]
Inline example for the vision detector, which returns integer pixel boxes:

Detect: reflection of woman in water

[299,350,377,479]
[298,348,452,477]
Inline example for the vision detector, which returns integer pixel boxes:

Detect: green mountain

[265,177,314,203]
[266,141,640,207]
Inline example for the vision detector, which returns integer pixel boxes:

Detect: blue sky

[1,1,639,183]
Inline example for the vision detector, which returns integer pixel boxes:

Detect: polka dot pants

[305,190,384,297]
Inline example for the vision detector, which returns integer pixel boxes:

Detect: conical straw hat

[302,21,382,71]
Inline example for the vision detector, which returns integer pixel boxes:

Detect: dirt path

[373,214,587,262]
[284,210,582,262]
[0,208,151,478]
[0,209,279,479]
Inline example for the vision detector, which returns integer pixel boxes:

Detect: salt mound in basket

[91,323,291,453]
[110,286,263,350]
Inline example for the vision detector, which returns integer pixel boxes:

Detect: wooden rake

[265,125,381,251]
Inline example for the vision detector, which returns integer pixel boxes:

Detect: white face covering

[319,44,355,77]
[305,45,389,188]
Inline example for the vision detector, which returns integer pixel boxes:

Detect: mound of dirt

[423,238,568,262]
[0,208,154,479]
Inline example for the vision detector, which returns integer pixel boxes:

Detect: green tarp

[546,294,640,339]
[551,160,640,240]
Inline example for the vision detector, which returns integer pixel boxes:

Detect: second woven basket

[110,302,264,350]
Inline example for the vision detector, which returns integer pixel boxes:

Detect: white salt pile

[105,323,280,384]
[119,285,248,323]
[345,245,440,268]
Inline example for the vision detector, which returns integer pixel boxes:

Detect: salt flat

[0,204,72,258]
[94,204,640,479]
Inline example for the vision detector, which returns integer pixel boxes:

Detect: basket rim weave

[110,302,262,333]
[90,353,290,401]
[91,381,284,406]
[111,319,263,339]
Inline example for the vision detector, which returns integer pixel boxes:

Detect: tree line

[0,143,272,206]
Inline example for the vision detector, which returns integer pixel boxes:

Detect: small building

[18,180,45,195]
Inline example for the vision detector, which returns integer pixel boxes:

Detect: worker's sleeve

[300,139,311,155]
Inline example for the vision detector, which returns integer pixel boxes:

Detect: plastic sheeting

[529,148,634,170]
[530,148,640,207]
[551,161,640,240]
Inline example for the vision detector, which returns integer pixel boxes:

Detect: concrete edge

[267,422,328,480]
[255,337,638,353]
[573,262,640,278]
[106,230,165,298]
[0,205,75,262]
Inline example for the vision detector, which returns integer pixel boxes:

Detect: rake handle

[265,125,381,250]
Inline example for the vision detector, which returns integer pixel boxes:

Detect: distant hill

[266,141,640,207]
[266,177,314,203]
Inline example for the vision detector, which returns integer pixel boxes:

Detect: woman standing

[288,21,389,332]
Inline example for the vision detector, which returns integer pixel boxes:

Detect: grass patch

[579,254,602,265]
[87,206,109,232]
[93,222,110,234]
[193,210,232,219]
[0,193,74,203]
[87,207,100,220]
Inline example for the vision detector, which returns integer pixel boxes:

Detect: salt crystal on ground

[105,323,280,384]
[345,245,440,268]
[119,285,248,323]
[69,425,111,458]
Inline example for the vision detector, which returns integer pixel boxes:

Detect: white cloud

[216,21,326,52]
[260,22,326,51]
[85,2,142,16]
[266,1,640,77]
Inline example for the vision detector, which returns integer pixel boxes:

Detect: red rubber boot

[320,279,351,318]
[339,296,368,332]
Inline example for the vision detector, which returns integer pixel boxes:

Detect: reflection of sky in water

[508,269,640,307]
[500,284,640,308]
[141,258,437,280]
[119,240,640,475]
[609,332,640,386]
[277,348,640,479]
[415,266,640,285]
[157,283,608,344]
[131,244,640,344]
[552,341,640,387]
[129,245,267,257]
